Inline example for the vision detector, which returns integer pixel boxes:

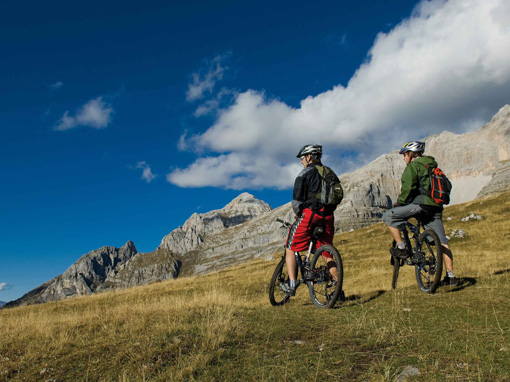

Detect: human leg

[318,214,338,282]
[382,204,421,257]
[422,212,457,285]
[285,248,297,281]
[284,210,312,292]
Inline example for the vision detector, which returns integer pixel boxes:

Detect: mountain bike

[269,219,344,308]
[390,216,444,293]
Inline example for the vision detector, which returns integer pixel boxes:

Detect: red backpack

[420,164,452,205]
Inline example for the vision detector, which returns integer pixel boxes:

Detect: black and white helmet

[399,141,425,154]
[296,144,322,158]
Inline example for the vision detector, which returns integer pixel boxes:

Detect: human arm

[397,163,420,205]
[291,168,310,215]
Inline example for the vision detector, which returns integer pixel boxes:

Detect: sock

[447,271,454,278]
[290,279,296,288]
[397,242,406,250]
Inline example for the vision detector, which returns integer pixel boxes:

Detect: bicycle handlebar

[276,218,291,228]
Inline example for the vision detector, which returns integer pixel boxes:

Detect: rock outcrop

[158,192,272,254]
[98,248,181,291]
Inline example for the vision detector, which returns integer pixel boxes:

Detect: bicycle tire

[415,229,443,293]
[391,250,401,291]
[269,255,291,306]
[307,244,343,309]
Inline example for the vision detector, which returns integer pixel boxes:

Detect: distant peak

[232,192,255,201]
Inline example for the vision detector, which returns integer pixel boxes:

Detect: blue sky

[1,0,509,303]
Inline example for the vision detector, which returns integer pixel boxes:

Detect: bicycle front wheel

[415,229,443,293]
[391,242,402,290]
[308,244,343,309]
[269,255,291,306]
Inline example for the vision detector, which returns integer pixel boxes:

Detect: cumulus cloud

[170,0,510,189]
[55,96,113,131]
[186,53,231,102]
[0,283,12,292]
[137,161,157,183]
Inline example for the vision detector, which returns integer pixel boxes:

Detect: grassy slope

[1,192,509,382]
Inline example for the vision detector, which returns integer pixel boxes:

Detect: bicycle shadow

[493,268,510,275]
[444,277,477,293]
[299,290,386,309]
[336,290,386,308]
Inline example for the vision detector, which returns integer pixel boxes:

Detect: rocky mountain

[7,105,510,307]
[6,193,270,307]
[5,241,139,307]
[0,301,5,308]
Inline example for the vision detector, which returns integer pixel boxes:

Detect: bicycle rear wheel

[269,255,291,306]
[307,244,343,309]
[415,229,443,293]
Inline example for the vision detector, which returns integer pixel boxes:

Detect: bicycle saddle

[312,225,325,240]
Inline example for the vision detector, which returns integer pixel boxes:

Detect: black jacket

[291,162,339,216]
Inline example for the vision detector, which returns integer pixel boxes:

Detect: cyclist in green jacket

[382,141,457,286]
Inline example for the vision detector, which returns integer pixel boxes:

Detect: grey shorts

[381,204,448,245]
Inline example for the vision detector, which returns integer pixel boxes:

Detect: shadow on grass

[336,290,386,308]
[445,277,477,293]
[493,268,510,275]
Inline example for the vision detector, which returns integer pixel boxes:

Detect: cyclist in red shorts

[282,144,342,297]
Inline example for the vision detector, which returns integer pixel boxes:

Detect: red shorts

[285,208,334,255]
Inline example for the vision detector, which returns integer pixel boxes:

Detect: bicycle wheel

[391,242,401,290]
[415,229,444,293]
[307,244,343,309]
[269,255,291,306]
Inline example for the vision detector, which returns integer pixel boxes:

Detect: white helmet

[399,141,425,154]
[296,144,322,158]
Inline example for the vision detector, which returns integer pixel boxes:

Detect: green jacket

[398,155,441,207]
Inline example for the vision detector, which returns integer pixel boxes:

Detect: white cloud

[55,96,113,131]
[170,0,510,189]
[193,88,234,117]
[137,161,157,183]
[0,283,11,292]
[49,81,63,90]
[167,153,302,190]
[186,53,230,102]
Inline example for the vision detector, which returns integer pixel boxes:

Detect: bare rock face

[334,152,403,232]
[175,204,295,276]
[6,241,138,307]
[98,248,181,291]
[426,105,510,203]
[158,192,272,254]
[478,160,510,198]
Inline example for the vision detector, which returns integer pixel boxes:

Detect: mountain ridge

[6,105,510,307]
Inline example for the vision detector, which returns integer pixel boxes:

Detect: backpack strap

[418,162,432,195]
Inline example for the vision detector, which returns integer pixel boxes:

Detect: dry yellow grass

[1,191,509,381]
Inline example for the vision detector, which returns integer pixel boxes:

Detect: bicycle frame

[400,220,422,264]
[291,237,317,287]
